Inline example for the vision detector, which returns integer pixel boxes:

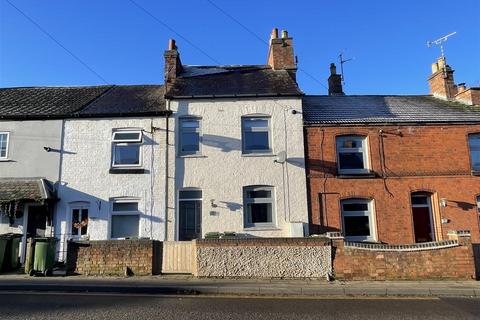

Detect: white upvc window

[243,186,275,228]
[341,198,376,242]
[242,116,271,154]
[0,132,10,160]
[111,130,142,167]
[110,199,140,239]
[179,117,201,156]
[70,203,89,238]
[336,135,369,174]
[476,195,480,214]
[468,133,480,172]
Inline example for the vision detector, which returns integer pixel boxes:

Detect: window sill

[177,154,207,159]
[241,153,276,158]
[337,172,376,179]
[0,159,13,162]
[109,168,146,174]
[472,170,480,176]
[243,226,281,232]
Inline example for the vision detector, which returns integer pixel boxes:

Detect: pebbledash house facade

[304,58,480,244]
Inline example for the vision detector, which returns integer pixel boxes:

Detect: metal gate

[162,241,195,274]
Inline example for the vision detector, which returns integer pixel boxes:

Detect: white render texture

[166,97,309,240]
[196,245,332,278]
[55,117,167,259]
[0,120,62,181]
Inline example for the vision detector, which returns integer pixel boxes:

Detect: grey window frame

[241,116,272,154]
[0,132,10,160]
[110,198,141,239]
[243,185,276,228]
[111,130,143,168]
[468,133,480,172]
[179,117,202,156]
[340,198,376,242]
[336,135,369,174]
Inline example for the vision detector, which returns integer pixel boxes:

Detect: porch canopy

[0,178,56,203]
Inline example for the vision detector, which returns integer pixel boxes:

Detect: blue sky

[1,0,479,95]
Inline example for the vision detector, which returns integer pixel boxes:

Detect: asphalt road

[0,293,479,320]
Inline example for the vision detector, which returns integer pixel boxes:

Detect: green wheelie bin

[2,233,22,271]
[30,237,57,276]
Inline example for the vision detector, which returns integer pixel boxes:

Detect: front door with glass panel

[71,206,89,239]
[178,190,202,241]
[411,193,434,243]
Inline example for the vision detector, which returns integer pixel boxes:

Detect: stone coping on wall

[344,239,459,252]
[69,239,154,245]
[195,237,330,247]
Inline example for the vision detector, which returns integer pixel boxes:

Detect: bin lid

[34,237,58,242]
[0,233,22,239]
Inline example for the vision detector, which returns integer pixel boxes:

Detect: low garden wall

[194,237,331,279]
[331,231,476,280]
[67,239,162,276]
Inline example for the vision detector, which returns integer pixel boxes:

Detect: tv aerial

[427,32,456,58]
[339,52,354,86]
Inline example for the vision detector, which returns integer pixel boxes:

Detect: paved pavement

[0,292,479,320]
[0,274,479,297]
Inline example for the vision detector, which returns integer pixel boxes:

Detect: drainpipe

[164,98,171,241]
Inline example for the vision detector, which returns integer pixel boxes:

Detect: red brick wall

[305,124,480,243]
[67,240,162,276]
[332,235,476,280]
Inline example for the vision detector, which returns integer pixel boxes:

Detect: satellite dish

[275,151,287,164]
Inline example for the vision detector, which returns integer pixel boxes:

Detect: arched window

[340,198,375,242]
[336,135,369,174]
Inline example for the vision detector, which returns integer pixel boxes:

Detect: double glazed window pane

[113,202,138,212]
[337,136,367,172]
[0,133,8,158]
[244,187,274,226]
[114,144,140,165]
[112,132,141,142]
[111,215,139,239]
[180,119,200,154]
[243,118,270,153]
[71,208,88,236]
[469,134,480,170]
[338,152,364,170]
[247,203,272,223]
[344,216,370,237]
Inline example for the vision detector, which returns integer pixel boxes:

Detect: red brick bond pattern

[67,239,162,276]
[332,235,476,280]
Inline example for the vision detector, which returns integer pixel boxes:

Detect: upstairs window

[336,135,369,174]
[341,198,375,242]
[179,118,201,156]
[468,134,480,172]
[242,117,271,154]
[0,132,10,160]
[243,186,275,228]
[111,130,142,167]
[111,199,140,239]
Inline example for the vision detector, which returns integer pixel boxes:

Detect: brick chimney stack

[267,28,297,76]
[328,63,344,96]
[164,39,183,84]
[428,57,457,100]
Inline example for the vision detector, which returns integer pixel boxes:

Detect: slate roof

[0,86,110,119]
[165,65,302,98]
[79,85,166,116]
[0,85,168,119]
[303,95,480,125]
[0,178,55,202]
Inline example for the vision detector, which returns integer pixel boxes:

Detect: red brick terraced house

[304,58,480,244]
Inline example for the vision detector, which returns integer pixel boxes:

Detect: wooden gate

[162,241,195,274]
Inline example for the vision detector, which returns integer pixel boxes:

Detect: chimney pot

[330,63,337,75]
[168,39,176,50]
[281,30,288,39]
[270,28,278,40]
